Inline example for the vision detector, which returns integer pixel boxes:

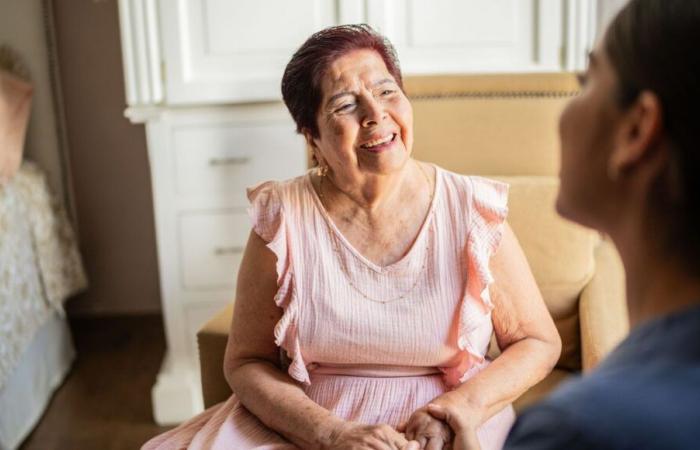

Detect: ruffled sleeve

[247,181,310,384]
[442,176,509,387]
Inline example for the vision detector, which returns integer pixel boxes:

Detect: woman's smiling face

[308,49,414,181]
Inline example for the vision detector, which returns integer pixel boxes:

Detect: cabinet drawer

[179,211,250,290]
[172,122,305,201]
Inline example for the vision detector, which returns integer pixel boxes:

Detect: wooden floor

[21,315,173,450]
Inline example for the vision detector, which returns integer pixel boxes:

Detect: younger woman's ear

[610,90,664,174]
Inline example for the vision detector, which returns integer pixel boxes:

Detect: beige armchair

[197,73,630,412]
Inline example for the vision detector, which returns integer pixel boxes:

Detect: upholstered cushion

[198,304,234,408]
[490,176,599,370]
[406,73,579,177]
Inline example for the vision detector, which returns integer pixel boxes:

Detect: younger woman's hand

[426,404,481,450]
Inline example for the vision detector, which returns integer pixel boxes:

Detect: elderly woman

[143,25,560,450]
[429,1,700,449]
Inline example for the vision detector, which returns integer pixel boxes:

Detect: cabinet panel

[409,1,520,47]
[179,211,250,290]
[204,0,322,54]
[161,0,337,103]
[384,0,537,73]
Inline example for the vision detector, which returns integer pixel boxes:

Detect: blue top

[504,304,700,450]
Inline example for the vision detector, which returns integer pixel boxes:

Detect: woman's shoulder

[434,165,508,204]
[247,172,310,202]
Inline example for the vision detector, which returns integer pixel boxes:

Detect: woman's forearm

[436,337,559,427]
[227,360,343,449]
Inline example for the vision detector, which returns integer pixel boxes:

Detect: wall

[51,0,161,315]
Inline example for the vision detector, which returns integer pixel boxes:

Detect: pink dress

[143,166,515,450]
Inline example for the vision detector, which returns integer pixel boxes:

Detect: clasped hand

[327,400,480,450]
[398,406,453,450]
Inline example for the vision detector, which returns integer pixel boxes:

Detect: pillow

[0,68,33,185]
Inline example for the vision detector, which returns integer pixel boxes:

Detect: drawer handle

[214,246,244,256]
[208,156,250,166]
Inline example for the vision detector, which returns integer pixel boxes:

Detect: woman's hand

[398,407,453,449]
[325,421,417,450]
[426,404,481,450]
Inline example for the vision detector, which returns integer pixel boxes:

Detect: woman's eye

[576,72,588,87]
[381,89,395,96]
[335,103,355,113]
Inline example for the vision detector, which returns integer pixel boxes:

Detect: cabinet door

[160,0,336,104]
[368,0,549,74]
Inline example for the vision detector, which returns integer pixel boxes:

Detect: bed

[0,161,86,450]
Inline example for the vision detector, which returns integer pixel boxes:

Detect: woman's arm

[224,230,342,449]
[430,222,562,430]
[224,231,412,450]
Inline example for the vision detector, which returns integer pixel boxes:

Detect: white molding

[117,0,163,106]
[564,0,597,71]
[151,352,203,425]
[125,102,292,124]
[537,0,564,70]
[118,0,138,105]
[124,105,166,123]
[338,0,364,24]
[365,0,398,42]
[145,0,163,102]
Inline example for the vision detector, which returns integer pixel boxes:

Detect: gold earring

[316,165,328,177]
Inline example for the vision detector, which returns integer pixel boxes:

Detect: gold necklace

[318,161,435,303]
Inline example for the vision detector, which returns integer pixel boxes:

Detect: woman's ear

[302,128,324,166]
[609,90,664,178]
[302,128,317,150]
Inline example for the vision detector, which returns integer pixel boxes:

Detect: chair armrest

[197,303,234,408]
[579,238,629,372]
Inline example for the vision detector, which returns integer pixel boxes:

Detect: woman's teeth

[361,134,395,149]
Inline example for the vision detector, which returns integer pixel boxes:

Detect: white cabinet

[130,104,306,424]
[122,0,597,107]
[118,0,598,425]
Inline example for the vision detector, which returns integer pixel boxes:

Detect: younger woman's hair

[606,0,700,272]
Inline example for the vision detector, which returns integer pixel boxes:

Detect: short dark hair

[605,0,700,273]
[281,24,403,138]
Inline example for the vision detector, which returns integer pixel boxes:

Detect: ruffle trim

[247,181,310,385]
[442,176,509,387]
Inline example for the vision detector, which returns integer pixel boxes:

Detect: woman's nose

[361,98,385,127]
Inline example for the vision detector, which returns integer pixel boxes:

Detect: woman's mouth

[359,133,397,153]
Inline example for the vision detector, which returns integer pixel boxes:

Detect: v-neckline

[305,164,440,274]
